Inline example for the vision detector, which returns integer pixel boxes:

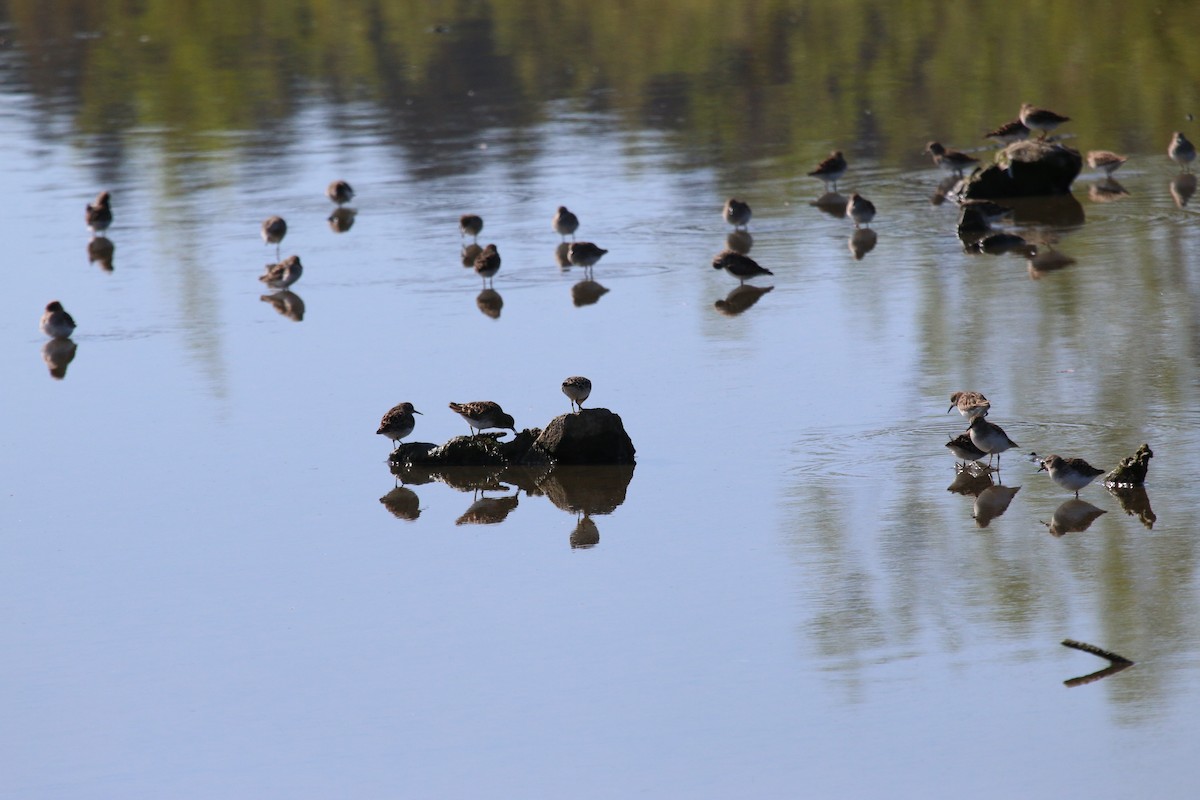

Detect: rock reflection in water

[571,280,609,307]
[379,485,421,521]
[1044,499,1107,537]
[260,290,306,321]
[87,237,115,271]
[1170,174,1197,208]
[1107,486,1155,529]
[476,288,503,319]
[714,284,773,316]
[42,337,78,380]
[973,484,1020,527]
[328,207,357,233]
[725,230,753,255]
[848,228,877,260]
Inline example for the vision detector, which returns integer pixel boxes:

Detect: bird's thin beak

[414,410,423,415]
[946,405,954,414]
[1037,462,1047,472]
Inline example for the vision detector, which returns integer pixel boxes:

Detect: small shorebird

[1038,454,1106,498]
[845,193,876,228]
[460,214,483,241]
[259,255,303,289]
[948,391,990,419]
[553,206,580,240]
[567,242,608,270]
[968,416,1018,467]
[40,301,76,339]
[1168,131,1196,173]
[1086,151,1128,177]
[562,376,592,412]
[1019,103,1070,139]
[449,401,517,437]
[85,191,113,236]
[808,150,847,192]
[723,198,752,230]
[984,119,1031,146]
[946,433,988,465]
[474,244,501,287]
[326,179,355,206]
[261,215,287,257]
[377,402,422,449]
[925,142,980,176]
[713,250,773,284]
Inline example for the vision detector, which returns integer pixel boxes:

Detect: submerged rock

[958,139,1082,199]
[1104,443,1153,487]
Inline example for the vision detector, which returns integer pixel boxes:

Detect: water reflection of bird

[259,290,306,321]
[259,255,303,289]
[476,288,503,319]
[848,228,878,260]
[460,213,483,241]
[567,242,608,272]
[87,236,115,271]
[261,215,287,257]
[947,465,993,496]
[474,243,501,287]
[714,284,773,316]
[562,376,592,412]
[42,337,77,380]
[1086,150,1127,177]
[1170,173,1197,208]
[946,433,988,466]
[845,193,876,228]
[713,250,773,284]
[960,199,1012,227]
[1026,246,1077,279]
[462,242,483,267]
[968,416,1017,467]
[40,301,76,339]
[1044,499,1106,537]
[973,484,1020,527]
[86,191,113,236]
[971,231,1032,256]
[379,485,421,521]
[1168,131,1196,173]
[1038,454,1105,498]
[925,141,979,176]
[449,401,517,437]
[948,391,990,420]
[571,280,609,307]
[377,402,423,449]
[554,242,572,267]
[984,119,1030,146]
[726,229,753,254]
[327,179,355,206]
[456,492,520,525]
[1088,179,1129,203]
[813,191,850,218]
[553,206,580,240]
[808,150,847,192]
[723,198,752,230]
[1019,103,1070,139]
[328,207,356,233]
[570,514,600,549]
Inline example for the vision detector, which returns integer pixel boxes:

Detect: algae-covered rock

[1104,443,1153,486]
[959,140,1082,199]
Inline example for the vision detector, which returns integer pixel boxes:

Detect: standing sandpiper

[553,206,580,241]
[40,301,77,339]
[327,179,355,206]
[85,191,113,236]
[474,244,501,287]
[1086,151,1128,177]
[1019,103,1070,139]
[377,402,422,449]
[925,142,980,176]
[713,250,773,284]
[448,401,517,437]
[262,215,287,258]
[567,242,608,271]
[984,119,1031,146]
[723,198,752,230]
[259,255,303,289]
[808,151,847,193]
[460,214,484,241]
[562,376,592,412]
[948,391,990,420]
[1169,132,1196,173]
[1038,454,1106,498]
[967,416,1018,467]
[845,193,876,228]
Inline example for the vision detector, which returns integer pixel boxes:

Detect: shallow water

[3,3,1200,797]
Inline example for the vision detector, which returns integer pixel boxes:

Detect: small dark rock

[530,408,636,465]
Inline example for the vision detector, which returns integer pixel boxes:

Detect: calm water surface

[3,3,1200,798]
